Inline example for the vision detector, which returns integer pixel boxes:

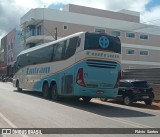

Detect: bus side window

[61,40,67,60]
[50,44,56,61]
[28,44,53,64]
[16,54,28,69]
[65,37,79,59]
[76,38,81,48]
[53,42,63,61]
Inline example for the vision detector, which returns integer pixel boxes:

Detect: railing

[26,29,43,38]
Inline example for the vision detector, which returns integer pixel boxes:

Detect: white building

[20,4,160,70]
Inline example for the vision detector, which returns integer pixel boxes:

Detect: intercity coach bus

[13,32,121,102]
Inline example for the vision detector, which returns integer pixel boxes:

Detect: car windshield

[131,81,150,88]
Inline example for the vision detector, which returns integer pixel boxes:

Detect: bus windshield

[84,33,121,53]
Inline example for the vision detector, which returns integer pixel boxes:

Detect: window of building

[126,48,135,55]
[140,34,148,40]
[63,25,68,30]
[8,57,10,63]
[111,30,121,37]
[126,32,135,38]
[8,44,10,51]
[140,50,149,56]
[11,56,13,62]
[37,25,41,35]
[95,28,105,33]
[11,42,13,49]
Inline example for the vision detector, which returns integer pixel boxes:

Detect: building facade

[0,36,7,75]
[0,28,23,76]
[20,4,160,70]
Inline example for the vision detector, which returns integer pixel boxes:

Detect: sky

[0,0,160,41]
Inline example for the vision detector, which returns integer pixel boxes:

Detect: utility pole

[54,27,57,40]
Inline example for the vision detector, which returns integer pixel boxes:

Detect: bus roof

[18,32,85,56]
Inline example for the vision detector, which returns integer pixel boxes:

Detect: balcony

[25,29,54,44]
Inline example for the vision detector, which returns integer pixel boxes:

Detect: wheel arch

[50,80,57,88]
[41,80,49,91]
[16,79,19,87]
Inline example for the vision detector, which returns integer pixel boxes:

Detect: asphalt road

[0,82,160,137]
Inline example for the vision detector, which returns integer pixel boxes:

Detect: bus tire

[16,81,22,92]
[82,97,92,102]
[42,82,50,99]
[51,84,59,101]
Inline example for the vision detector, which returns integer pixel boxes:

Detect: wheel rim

[124,97,130,105]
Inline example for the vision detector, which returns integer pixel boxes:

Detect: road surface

[0,82,160,137]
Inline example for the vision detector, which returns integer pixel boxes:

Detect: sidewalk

[153,101,160,107]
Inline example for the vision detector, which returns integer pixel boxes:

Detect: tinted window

[17,54,30,69]
[84,33,121,53]
[65,37,79,59]
[119,82,125,87]
[17,45,54,68]
[28,45,53,64]
[53,41,65,61]
[119,82,132,87]
[132,81,149,88]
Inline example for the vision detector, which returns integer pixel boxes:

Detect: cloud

[141,6,160,25]
[0,0,158,42]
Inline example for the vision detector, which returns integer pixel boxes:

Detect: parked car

[100,79,155,106]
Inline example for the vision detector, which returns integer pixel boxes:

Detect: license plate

[143,96,149,99]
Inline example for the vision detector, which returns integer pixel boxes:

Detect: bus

[13,32,121,102]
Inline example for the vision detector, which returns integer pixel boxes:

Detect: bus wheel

[16,81,22,92]
[51,84,59,101]
[42,82,50,99]
[82,97,92,102]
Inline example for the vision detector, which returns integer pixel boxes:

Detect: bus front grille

[86,59,117,68]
